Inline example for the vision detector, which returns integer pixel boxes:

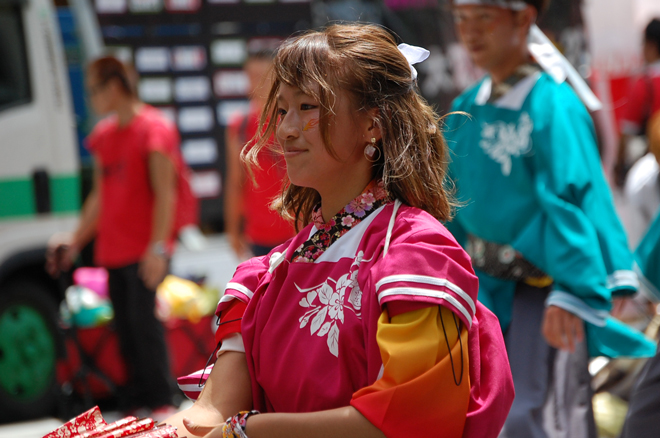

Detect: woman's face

[275,83,373,195]
[86,71,115,115]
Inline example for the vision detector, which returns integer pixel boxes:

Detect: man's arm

[47,157,101,275]
[139,151,176,290]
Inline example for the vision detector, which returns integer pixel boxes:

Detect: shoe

[150,405,179,423]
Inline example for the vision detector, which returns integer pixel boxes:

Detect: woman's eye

[277,108,287,117]
[300,103,317,111]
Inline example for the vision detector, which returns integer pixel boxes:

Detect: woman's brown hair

[88,56,137,97]
[245,23,456,229]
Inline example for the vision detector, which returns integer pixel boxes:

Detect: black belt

[466,235,552,287]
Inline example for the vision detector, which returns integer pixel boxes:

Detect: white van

[0,0,80,421]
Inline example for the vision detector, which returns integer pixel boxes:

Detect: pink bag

[74,267,109,299]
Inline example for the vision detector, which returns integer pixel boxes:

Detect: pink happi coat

[211,201,513,436]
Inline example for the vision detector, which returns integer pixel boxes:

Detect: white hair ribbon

[397,43,430,80]
[527,24,602,111]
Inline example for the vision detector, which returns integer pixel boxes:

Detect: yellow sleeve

[351,306,470,437]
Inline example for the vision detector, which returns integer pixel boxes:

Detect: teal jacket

[444,72,655,358]
[636,211,660,301]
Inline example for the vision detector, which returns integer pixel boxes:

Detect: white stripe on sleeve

[376,274,476,314]
[377,287,473,327]
[225,282,254,299]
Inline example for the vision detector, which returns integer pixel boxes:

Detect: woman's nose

[278,114,300,140]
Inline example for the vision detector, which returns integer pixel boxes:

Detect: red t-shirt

[620,62,660,135]
[228,106,294,246]
[87,105,198,268]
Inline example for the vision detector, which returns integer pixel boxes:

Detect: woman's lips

[284,147,306,158]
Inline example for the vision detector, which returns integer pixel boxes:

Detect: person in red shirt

[224,50,295,259]
[615,18,660,186]
[49,56,197,416]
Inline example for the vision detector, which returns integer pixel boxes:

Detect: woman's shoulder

[393,204,456,237]
[370,204,472,262]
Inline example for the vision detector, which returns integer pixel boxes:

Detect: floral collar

[291,180,390,263]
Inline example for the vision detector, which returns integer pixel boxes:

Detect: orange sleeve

[214,300,247,346]
[351,306,470,438]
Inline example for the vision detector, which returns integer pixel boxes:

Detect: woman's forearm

[245,406,385,438]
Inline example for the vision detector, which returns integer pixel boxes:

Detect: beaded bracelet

[222,410,260,438]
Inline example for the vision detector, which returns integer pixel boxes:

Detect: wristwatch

[150,241,170,258]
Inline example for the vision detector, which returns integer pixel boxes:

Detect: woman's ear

[365,107,382,142]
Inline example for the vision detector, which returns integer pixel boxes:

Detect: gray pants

[499,284,597,438]
[620,349,660,438]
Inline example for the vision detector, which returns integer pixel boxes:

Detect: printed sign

[95,0,127,14]
[216,100,250,126]
[156,106,177,125]
[165,0,201,12]
[213,70,249,97]
[181,138,218,165]
[207,0,240,5]
[178,106,215,132]
[174,76,211,102]
[190,170,222,198]
[135,47,170,72]
[106,46,133,65]
[129,0,162,13]
[138,78,172,103]
[172,46,207,71]
[210,39,247,66]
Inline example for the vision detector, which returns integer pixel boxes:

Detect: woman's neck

[318,172,373,223]
[115,99,144,127]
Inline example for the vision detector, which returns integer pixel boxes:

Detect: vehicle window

[0,1,31,112]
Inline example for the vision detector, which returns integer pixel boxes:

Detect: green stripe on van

[51,174,81,213]
[0,174,80,219]
[0,178,34,217]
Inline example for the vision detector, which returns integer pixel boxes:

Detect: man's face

[453,5,523,72]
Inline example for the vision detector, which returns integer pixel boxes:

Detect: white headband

[397,43,430,80]
[528,24,602,111]
[453,0,528,10]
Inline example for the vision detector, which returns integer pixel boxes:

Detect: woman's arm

[183,405,385,438]
[165,351,253,437]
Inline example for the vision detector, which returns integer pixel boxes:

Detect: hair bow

[397,43,430,80]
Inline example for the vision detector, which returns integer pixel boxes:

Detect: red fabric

[620,66,660,134]
[214,300,247,344]
[56,315,216,399]
[462,302,515,437]
[227,106,294,246]
[350,303,514,438]
[86,105,198,268]
[43,406,106,438]
[350,320,470,438]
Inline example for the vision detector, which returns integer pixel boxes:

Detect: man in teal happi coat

[445,1,655,437]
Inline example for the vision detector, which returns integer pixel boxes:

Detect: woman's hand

[183,417,225,438]
[541,305,584,352]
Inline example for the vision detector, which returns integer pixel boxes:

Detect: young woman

[167,23,514,438]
